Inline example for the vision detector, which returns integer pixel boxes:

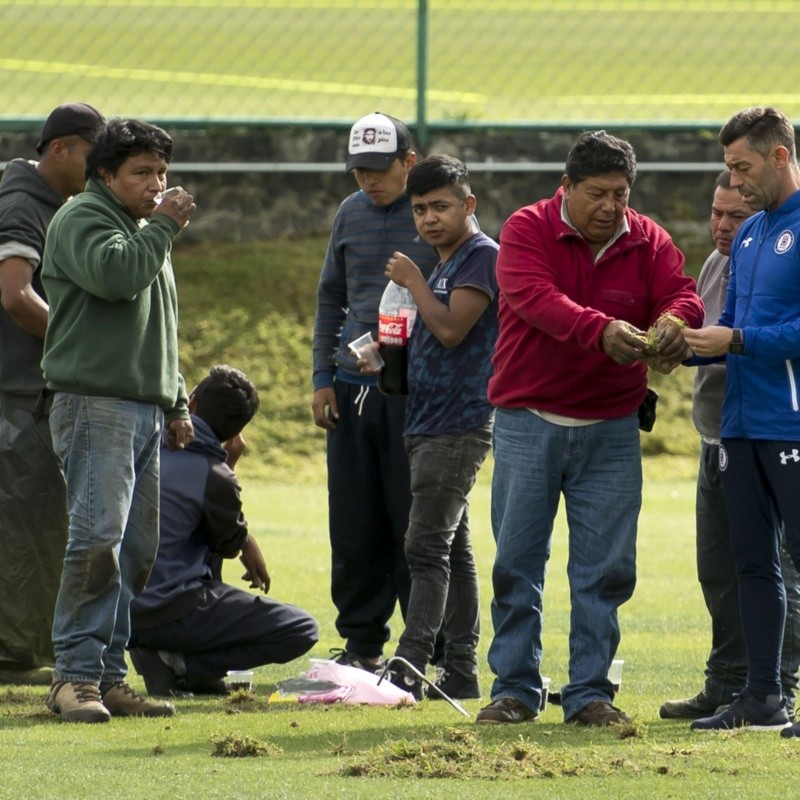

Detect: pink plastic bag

[304,659,415,705]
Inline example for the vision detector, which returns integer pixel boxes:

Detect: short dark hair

[85,118,173,180]
[191,364,260,442]
[718,106,797,162]
[565,130,637,186]
[406,154,471,201]
[715,169,732,190]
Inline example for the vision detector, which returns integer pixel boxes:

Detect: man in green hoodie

[41,118,196,723]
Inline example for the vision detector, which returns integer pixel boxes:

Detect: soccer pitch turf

[1,1,799,126]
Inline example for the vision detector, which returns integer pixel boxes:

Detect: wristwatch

[729,328,745,355]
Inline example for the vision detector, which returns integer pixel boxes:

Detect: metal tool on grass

[377,655,471,718]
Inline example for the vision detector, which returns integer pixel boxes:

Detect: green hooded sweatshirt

[41,177,188,422]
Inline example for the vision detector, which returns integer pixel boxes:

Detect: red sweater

[488,188,703,418]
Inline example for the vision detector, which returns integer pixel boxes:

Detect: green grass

[1,1,800,124]
[4,472,800,800]
[173,237,329,481]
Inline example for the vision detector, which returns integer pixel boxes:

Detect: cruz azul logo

[779,449,800,465]
[775,230,795,254]
[378,314,409,346]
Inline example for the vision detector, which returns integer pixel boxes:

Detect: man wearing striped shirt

[311,113,437,672]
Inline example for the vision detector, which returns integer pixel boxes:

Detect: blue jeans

[49,394,162,683]
[487,408,641,720]
[395,426,492,676]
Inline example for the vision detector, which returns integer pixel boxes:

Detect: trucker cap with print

[345,112,413,172]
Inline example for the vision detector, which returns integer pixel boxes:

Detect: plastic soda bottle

[377,281,417,396]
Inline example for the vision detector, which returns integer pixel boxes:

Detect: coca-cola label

[378,313,408,345]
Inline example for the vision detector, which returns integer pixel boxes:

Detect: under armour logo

[742,237,753,248]
[779,449,800,464]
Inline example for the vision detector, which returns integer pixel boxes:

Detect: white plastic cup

[348,332,385,370]
[224,670,255,692]
[540,676,552,711]
[607,658,624,693]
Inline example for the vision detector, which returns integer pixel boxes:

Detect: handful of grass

[625,312,687,356]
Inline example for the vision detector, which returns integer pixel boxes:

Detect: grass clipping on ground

[211,733,282,758]
[339,727,643,780]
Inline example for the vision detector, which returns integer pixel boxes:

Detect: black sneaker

[129,647,190,698]
[781,720,800,738]
[184,677,229,696]
[384,665,425,701]
[329,648,384,674]
[429,668,481,701]
[691,689,791,732]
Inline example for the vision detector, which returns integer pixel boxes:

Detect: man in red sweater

[477,130,703,727]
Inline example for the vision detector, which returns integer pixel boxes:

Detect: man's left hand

[166,417,195,450]
[683,325,733,358]
[240,534,271,594]
[651,317,687,361]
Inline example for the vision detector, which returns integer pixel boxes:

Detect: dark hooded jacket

[130,415,248,628]
[0,159,63,395]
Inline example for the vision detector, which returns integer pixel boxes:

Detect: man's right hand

[156,187,196,228]
[312,387,338,430]
[601,320,646,365]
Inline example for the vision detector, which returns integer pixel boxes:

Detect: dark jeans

[0,393,67,670]
[395,426,492,677]
[130,583,318,683]
[721,438,800,697]
[327,381,411,658]
[697,441,800,704]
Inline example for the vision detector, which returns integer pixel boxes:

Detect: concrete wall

[0,124,725,269]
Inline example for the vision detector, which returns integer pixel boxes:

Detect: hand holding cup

[156,186,196,228]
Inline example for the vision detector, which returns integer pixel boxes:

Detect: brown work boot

[475,696,538,725]
[100,681,176,718]
[46,681,111,723]
[570,700,631,726]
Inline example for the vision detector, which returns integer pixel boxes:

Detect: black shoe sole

[128,647,181,697]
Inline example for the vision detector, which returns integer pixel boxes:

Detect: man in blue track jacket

[685,107,800,735]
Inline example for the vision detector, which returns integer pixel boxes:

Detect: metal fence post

[416,0,429,151]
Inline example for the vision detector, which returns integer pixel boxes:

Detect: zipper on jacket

[786,360,799,412]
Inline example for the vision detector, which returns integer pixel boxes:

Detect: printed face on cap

[346,112,409,172]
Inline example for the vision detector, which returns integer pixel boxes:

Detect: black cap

[36,103,107,155]
[344,112,413,172]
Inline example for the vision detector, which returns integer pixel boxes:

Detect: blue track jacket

[721,189,800,440]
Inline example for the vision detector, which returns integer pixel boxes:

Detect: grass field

[4,472,800,800]
[1,1,800,125]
